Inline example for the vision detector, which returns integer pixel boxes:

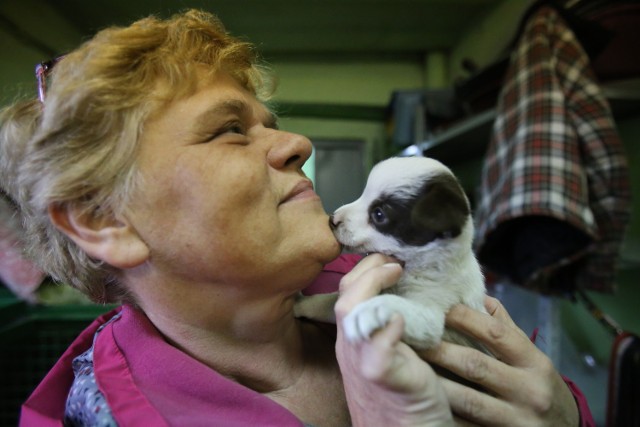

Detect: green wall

[2,0,638,377]
[560,116,640,363]
[271,59,424,171]
[0,0,83,105]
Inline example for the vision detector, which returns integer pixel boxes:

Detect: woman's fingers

[482,296,520,331]
[433,300,549,399]
[338,253,400,290]
[359,314,407,384]
[429,338,577,427]
[439,376,514,427]
[423,341,521,398]
[335,268,455,427]
[444,300,535,367]
[334,255,402,320]
[422,298,580,427]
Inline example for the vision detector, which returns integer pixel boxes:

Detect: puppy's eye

[370,207,388,225]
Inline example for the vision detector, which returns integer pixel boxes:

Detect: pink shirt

[20,254,594,426]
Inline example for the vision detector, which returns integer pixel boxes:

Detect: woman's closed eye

[221,122,245,135]
[203,121,247,143]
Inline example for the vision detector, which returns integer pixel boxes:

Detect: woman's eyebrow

[193,99,247,128]
[192,99,278,129]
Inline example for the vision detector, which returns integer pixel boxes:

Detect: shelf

[412,78,640,165]
[413,109,496,163]
[603,78,640,119]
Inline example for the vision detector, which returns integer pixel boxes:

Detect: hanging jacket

[475,5,631,296]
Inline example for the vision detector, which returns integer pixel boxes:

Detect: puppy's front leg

[294,293,339,323]
[343,294,445,349]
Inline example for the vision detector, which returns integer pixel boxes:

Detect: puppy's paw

[341,294,446,349]
[294,293,338,323]
[342,296,396,343]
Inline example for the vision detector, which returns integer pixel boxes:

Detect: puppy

[295,156,487,351]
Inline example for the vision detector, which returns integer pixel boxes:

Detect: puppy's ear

[411,174,470,239]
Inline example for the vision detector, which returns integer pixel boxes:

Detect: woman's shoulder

[20,306,124,426]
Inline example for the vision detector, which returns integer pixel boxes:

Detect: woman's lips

[282,180,319,204]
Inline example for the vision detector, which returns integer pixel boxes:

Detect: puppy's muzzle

[329,214,341,231]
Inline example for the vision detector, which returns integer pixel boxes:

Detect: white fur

[295,156,487,350]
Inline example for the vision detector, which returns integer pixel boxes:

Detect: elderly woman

[1,9,592,427]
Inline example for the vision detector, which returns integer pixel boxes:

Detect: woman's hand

[423,296,580,427]
[334,254,454,427]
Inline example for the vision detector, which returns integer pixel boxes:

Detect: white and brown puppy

[295,156,487,351]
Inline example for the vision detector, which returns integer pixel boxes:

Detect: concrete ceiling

[44,0,504,59]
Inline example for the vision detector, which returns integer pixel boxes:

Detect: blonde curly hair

[0,9,274,303]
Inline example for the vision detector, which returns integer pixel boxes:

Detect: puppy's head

[331,157,471,261]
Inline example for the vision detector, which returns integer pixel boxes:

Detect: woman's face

[124,73,341,294]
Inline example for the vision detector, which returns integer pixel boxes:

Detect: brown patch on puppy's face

[331,157,470,255]
[409,174,470,242]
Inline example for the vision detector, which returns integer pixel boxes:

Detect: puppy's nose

[329,214,341,230]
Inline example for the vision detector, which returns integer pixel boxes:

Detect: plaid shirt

[474,6,631,295]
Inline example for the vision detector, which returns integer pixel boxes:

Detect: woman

[1,9,591,426]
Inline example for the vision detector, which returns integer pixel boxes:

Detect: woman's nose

[266,129,313,170]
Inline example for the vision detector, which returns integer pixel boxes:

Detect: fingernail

[382,263,400,268]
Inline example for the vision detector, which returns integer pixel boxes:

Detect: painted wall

[2,1,639,421]
[272,59,424,171]
[448,0,535,83]
[0,0,82,105]
[273,60,425,105]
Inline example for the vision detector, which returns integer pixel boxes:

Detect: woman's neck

[129,275,349,426]
[135,281,312,392]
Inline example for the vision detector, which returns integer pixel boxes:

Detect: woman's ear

[48,203,149,269]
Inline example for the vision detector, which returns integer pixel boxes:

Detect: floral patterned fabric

[64,313,121,426]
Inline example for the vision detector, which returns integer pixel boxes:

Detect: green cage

[0,288,113,426]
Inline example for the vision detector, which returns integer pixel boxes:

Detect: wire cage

[0,290,112,426]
